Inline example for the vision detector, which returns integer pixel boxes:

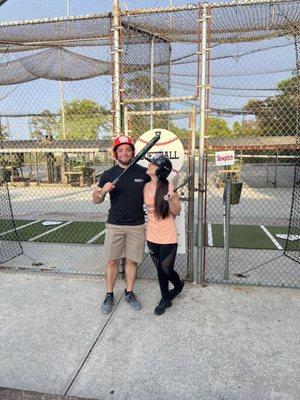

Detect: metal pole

[113,0,125,277]
[274,149,278,188]
[223,172,231,280]
[196,4,208,285]
[59,51,67,140]
[66,0,71,16]
[189,107,196,283]
[124,105,128,135]
[150,37,155,129]
[59,2,70,140]
[113,0,122,135]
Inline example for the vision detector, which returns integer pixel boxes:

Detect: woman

[144,154,185,316]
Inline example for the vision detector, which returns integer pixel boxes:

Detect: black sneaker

[101,293,114,315]
[154,298,172,316]
[124,290,141,311]
[168,279,185,301]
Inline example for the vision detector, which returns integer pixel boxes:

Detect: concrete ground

[0,270,299,400]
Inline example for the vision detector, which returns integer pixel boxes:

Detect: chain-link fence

[202,1,299,287]
[0,1,299,287]
[0,14,114,273]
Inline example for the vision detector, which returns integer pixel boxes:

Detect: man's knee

[107,259,120,269]
[125,258,137,268]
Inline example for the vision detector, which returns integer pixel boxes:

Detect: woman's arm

[167,183,181,216]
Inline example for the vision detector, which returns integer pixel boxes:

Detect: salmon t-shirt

[144,183,178,244]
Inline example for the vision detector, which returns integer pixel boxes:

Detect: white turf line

[0,220,41,237]
[86,229,106,244]
[207,223,213,246]
[260,225,283,250]
[28,221,73,241]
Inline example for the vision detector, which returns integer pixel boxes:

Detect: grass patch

[36,221,105,244]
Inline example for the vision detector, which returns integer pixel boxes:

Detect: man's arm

[92,182,115,204]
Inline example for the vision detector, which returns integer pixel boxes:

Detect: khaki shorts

[104,224,146,264]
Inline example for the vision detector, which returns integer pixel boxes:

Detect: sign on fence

[215,150,235,166]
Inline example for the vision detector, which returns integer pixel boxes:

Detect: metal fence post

[196,3,208,285]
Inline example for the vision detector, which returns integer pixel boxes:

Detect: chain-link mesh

[0,131,23,263]
[0,1,299,286]
[0,15,114,273]
[284,159,300,263]
[203,1,300,287]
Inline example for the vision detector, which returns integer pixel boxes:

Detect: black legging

[147,241,182,300]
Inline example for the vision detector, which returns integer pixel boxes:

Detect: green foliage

[207,117,232,137]
[232,120,261,136]
[30,110,57,140]
[243,75,299,136]
[57,99,110,140]
[30,100,110,141]
[126,76,172,138]
[0,123,9,141]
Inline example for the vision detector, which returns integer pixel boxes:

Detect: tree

[243,75,299,136]
[30,100,110,140]
[0,121,9,141]
[232,120,261,136]
[30,110,57,140]
[57,99,110,140]
[126,76,171,139]
[207,117,232,137]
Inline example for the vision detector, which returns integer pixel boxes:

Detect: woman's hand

[164,190,175,201]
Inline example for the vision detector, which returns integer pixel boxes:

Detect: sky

[0,0,297,140]
[0,0,222,21]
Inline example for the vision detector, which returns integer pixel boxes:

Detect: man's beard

[118,157,133,166]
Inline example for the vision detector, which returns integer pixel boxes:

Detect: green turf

[2,220,65,241]
[2,218,298,250]
[266,225,300,251]
[93,232,106,245]
[0,219,33,234]
[211,224,277,250]
[36,221,106,244]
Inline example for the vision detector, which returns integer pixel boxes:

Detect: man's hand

[102,182,115,194]
[92,182,115,204]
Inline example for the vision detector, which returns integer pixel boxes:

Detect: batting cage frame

[0,0,299,287]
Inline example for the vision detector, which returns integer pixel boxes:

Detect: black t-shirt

[98,164,150,225]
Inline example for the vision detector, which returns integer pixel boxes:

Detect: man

[93,135,149,315]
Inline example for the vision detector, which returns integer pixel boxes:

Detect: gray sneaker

[101,293,114,315]
[124,290,141,311]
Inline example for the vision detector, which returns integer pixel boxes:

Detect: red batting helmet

[112,135,135,158]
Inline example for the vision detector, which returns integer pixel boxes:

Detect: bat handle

[112,176,120,186]
[98,191,106,201]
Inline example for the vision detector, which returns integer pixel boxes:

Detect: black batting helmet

[146,154,172,180]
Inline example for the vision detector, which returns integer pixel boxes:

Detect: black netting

[284,158,300,263]
[0,132,23,263]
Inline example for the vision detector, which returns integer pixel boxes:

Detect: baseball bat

[98,131,161,200]
[163,174,193,201]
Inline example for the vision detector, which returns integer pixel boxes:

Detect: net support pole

[113,0,125,277]
[150,36,155,130]
[196,4,208,285]
[189,107,196,283]
[223,172,231,280]
[113,0,122,136]
[59,49,67,140]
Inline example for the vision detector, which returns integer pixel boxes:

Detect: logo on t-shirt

[134,179,144,183]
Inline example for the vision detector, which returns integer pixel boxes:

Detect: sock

[107,292,114,296]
